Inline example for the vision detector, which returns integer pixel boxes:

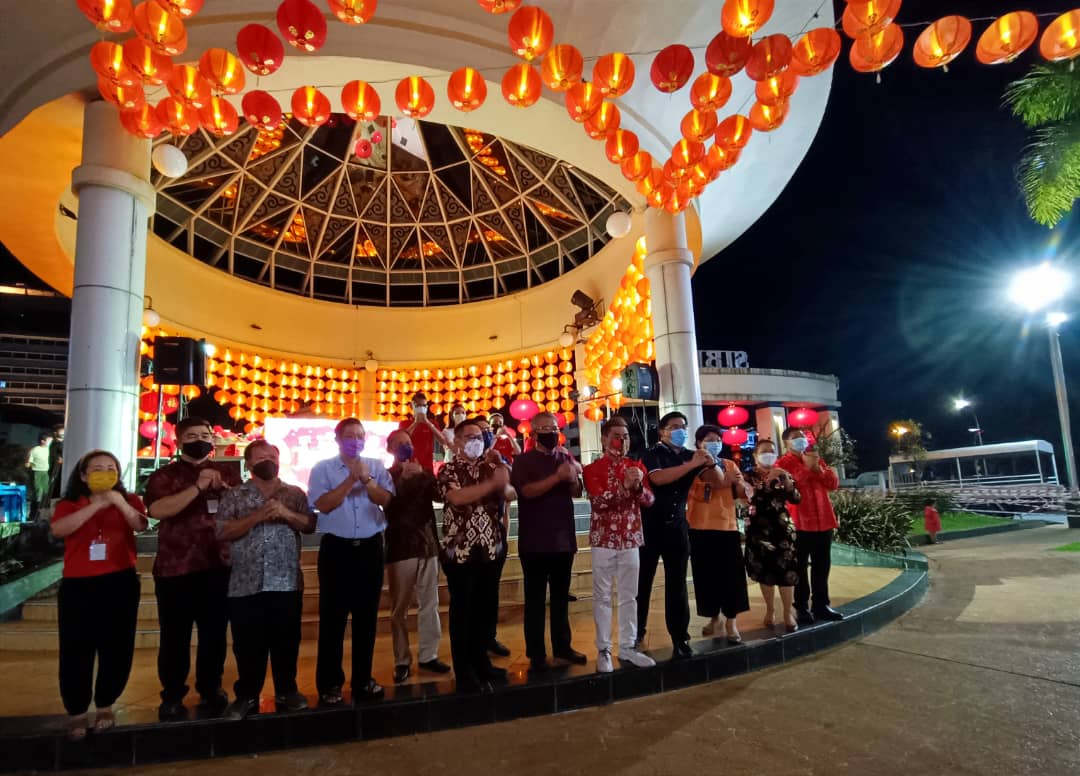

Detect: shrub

[891,488,957,514]
[832,490,912,554]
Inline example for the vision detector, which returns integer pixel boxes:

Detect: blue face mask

[482,430,495,450]
[705,441,723,459]
[668,428,688,448]
[790,437,809,453]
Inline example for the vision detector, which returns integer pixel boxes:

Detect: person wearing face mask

[637,412,713,658]
[50,450,147,740]
[488,412,521,464]
[307,418,395,705]
[686,425,750,643]
[215,441,316,720]
[744,439,801,631]
[511,413,587,671]
[582,417,657,673]
[384,430,450,684]
[777,427,844,625]
[399,391,452,474]
[436,421,513,693]
[145,417,241,721]
[443,403,469,461]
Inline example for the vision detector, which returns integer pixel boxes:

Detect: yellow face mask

[87,470,118,494]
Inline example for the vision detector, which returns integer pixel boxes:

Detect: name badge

[89,540,107,562]
[206,499,220,514]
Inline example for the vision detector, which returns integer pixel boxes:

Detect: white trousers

[591,547,640,653]
[387,556,441,667]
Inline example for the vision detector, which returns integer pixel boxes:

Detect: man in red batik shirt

[777,427,844,626]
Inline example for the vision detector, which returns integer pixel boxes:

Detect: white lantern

[605,211,632,239]
[365,358,378,373]
[558,331,575,348]
[151,144,189,178]
[142,307,161,326]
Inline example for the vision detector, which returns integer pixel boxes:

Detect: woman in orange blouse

[50,450,147,739]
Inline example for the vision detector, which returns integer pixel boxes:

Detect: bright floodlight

[1008,262,1071,312]
[953,397,972,411]
[202,341,217,357]
[891,425,909,437]
[611,376,624,391]
[1047,311,1069,328]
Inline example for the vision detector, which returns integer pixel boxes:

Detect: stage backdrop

[263,418,400,490]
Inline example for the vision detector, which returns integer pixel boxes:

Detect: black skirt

[688,529,750,618]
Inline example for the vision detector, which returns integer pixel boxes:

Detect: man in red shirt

[399,392,452,474]
[144,417,241,720]
[777,427,844,625]
[488,412,521,464]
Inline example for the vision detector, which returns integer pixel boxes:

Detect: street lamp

[1007,263,1077,496]
[891,424,909,438]
[952,397,983,445]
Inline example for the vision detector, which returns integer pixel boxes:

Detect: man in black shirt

[637,411,712,658]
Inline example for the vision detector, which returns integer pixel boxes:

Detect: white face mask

[453,413,466,424]
[789,437,809,453]
[757,452,778,467]
[463,439,485,460]
[413,405,427,416]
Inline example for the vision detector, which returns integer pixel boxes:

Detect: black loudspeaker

[620,362,657,401]
[154,337,206,386]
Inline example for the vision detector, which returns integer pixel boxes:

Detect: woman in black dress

[744,439,801,632]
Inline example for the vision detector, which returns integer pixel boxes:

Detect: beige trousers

[386,555,442,667]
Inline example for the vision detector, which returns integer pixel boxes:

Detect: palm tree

[1005,62,1080,227]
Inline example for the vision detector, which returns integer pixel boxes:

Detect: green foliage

[909,511,1011,535]
[832,491,912,554]
[814,426,858,475]
[1005,63,1080,227]
[1053,542,1080,552]
[888,418,929,479]
[892,487,957,514]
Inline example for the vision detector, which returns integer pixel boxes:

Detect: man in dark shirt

[385,429,451,684]
[144,416,240,720]
[637,411,713,659]
[510,412,586,671]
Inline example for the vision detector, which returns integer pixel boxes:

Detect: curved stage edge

[0,550,928,773]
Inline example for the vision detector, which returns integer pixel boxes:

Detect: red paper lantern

[199,96,240,137]
[976,11,1039,65]
[1042,11,1080,62]
[139,420,161,439]
[277,0,328,52]
[354,139,373,158]
[133,0,188,55]
[791,27,842,76]
[755,70,799,106]
[842,0,901,40]
[706,143,740,174]
[584,102,620,139]
[509,397,540,421]
[123,38,173,85]
[850,23,904,77]
[745,34,792,81]
[788,408,819,428]
[502,63,543,108]
[605,129,639,163]
[98,77,144,110]
[508,6,554,62]
[477,0,521,13]
[690,72,732,112]
[328,0,377,25]
[718,405,750,426]
[671,138,706,170]
[139,391,180,414]
[715,113,753,150]
[90,41,139,86]
[291,85,332,127]
[447,67,487,112]
[565,81,602,123]
[120,103,163,138]
[157,0,203,16]
[913,16,972,70]
[242,90,283,130]
[621,150,653,182]
[341,80,381,120]
[680,108,718,144]
[722,427,749,446]
[395,76,436,118]
[706,31,753,77]
[167,64,212,108]
[236,24,286,77]
[748,100,787,132]
[77,0,134,32]
[651,44,694,93]
[156,96,200,136]
[636,167,665,199]
[721,0,774,38]
[542,44,584,92]
[592,52,636,97]
[199,48,246,95]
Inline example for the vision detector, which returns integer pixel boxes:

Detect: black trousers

[442,559,499,687]
[229,591,302,702]
[520,552,574,659]
[486,552,506,644]
[316,533,384,694]
[58,569,140,716]
[795,530,833,612]
[637,521,691,644]
[154,567,230,704]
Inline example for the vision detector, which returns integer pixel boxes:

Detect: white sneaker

[596,649,614,673]
[619,649,656,668]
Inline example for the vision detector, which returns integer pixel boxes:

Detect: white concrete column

[644,209,703,431]
[755,405,787,447]
[64,101,155,488]
[574,341,602,464]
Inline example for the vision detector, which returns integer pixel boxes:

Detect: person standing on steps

[399,392,453,475]
[471,415,513,659]
[145,417,239,721]
[308,418,395,706]
[777,428,844,625]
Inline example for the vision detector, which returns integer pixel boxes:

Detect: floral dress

[743,467,800,587]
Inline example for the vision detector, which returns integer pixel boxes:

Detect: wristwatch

[361,475,373,485]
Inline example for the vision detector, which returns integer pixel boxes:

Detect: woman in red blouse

[50,450,147,740]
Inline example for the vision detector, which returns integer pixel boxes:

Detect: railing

[892,482,1068,516]
[892,473,1054,489]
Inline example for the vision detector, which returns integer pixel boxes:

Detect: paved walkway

[53,524,1080,776]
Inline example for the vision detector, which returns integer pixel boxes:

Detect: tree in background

[1005,62,1080,227]
[889,419,930,482]
[811,421,858,476]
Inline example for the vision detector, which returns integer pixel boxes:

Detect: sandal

[68,714,89,741]
[93,707,115,732]
[702,617,718,636]
[763,611,776,627]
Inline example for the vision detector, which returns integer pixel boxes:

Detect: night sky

[4,0,1080,473]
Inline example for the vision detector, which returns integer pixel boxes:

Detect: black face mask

[536,431,559,450]
[182,440,214,460]
[250,460,279,481]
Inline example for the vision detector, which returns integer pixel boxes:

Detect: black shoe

[224,697,258,721]
[157,700,188,722]
[487,639,511,657]
[553,648,588,665]
[813,606,845,622]
[393,665,411,684]
[481,665,508,684]
[318,688,345,707]
[354,679,384,702]
[672,641,693,659]
[795,608,816,626]
[419,659,452,674]
[529,657,549,672]
[274,691,309,713]
[567,594,578,602]
[196,689,228,716]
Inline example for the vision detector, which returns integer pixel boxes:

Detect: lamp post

[1007,263,1079,506]
[952,397,983,445]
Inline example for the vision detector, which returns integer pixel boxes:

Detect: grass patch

[908,511,1013,535]
[1053,542,1080,552]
